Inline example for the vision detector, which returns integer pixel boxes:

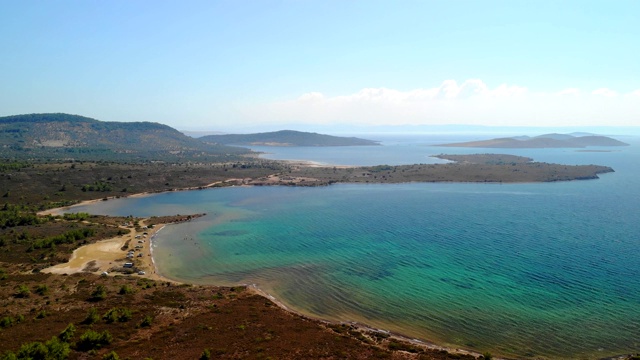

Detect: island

[438,133,629,148]
[199,130,380,146]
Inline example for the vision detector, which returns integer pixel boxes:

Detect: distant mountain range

[0,113,251,161]
[200,130,380,147]
[438,133,629,148]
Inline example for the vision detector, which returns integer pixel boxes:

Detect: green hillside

[200,130,380,146]
[0,113,251,162]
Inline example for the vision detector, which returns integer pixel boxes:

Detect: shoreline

[245,284,483,359]
[37,178,246,217]
[42,222,484,360]
[42,218,172,283]
[39,189,486,359]
[35,161,617,360]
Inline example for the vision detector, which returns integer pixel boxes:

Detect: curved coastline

[35,155,624,359]
[40,186,487,359]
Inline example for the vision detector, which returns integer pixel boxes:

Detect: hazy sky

[1,1,639,131]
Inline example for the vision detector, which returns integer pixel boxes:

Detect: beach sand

[42,219,169,282]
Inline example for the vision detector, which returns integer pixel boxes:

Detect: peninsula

[247,154,614,186]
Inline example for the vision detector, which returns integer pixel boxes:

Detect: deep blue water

[66,135,640,359]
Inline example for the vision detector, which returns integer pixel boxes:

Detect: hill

[438,133,629,148]
[200,130,380,146]
[0,113,251,162]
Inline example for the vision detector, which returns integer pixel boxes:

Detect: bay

[66,135,640,359]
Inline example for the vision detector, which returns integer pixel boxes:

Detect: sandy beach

[42,219,170,282]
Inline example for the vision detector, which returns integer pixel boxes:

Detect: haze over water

[68,135,640,359]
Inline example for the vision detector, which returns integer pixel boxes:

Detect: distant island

[438,133,629,148]
[200,130,380,147]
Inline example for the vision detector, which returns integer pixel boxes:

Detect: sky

[1,0,639,132]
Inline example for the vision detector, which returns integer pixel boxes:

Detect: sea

[64,134,640,359]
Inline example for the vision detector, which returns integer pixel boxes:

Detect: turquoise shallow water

[67,137,640,359]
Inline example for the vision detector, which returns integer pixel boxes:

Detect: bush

[76,330,112,351]
[139,315,153,328]
[199,348,211,360]
[9,337,70,360]
[0,351,18,360]
[58,323,76,342]
[117,308,133,322]
[103,307,133,323]
[118,284,134,295]
[43,337,70,360]
[34,310,47,319]
[90,285,107,301]
[35,284,49,296]
[103,308,118,324]
[0,316,14,328]
[103,351,120,360]
[82,307,100,325]
[482,352,493,360]
[16,341,48,359]
[15,284,30,298]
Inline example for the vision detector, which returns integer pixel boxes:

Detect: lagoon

[67,135,640,359]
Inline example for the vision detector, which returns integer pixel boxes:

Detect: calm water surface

[68,135,640,359]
